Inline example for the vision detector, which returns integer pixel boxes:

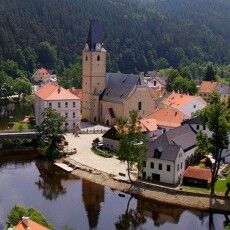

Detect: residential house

[146,107,187,134]
[141,124,197,185]
[32,68,50,83]
[102,120,158,151]
[199,81,230,102]
[81,19,155,126]
[14,216,50,230]
[162,92,207,118]
[217,83,230,102]
[35,83,81,132]
[145,71,167,91]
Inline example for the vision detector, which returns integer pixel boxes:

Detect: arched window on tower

[97,55,100,61]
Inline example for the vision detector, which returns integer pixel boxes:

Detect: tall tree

[38,41,57,69]
[204,63,216,81]
[198,92,230,194]
[37,107,66,159]
[116,110,147,183]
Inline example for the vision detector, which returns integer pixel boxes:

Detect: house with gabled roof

[141,124,197,184]
[81,20,155,126]
[199,80,229,102]
[161,92,207,118]
[35,83,80,132]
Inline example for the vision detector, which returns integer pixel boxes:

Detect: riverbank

[69,163,230,213]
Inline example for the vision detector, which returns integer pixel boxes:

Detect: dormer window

[97,55,100,61]
[153,148,162,159]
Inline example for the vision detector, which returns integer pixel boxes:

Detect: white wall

[35,97,81,132]
[102,137,119,151]
[179,98,207,118]
[142,158,175,184]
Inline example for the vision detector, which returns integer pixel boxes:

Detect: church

[82,20,155,126]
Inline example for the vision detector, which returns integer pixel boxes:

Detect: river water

[0,156,228,230]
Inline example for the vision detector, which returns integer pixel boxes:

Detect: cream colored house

[35,83,81,132]
[32,68,50,83]
[81,20,155,126]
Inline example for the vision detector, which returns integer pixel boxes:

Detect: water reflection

[137,198,184,226]
[82,179,104,229]
[0,157,228,229]
[115,196,146,230]
[35,160,80,200]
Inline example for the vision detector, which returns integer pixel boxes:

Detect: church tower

[82,19,107,122]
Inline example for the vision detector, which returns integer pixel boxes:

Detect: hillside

[0,0,230,73]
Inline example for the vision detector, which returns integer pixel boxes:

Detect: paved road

[65,133,136,181]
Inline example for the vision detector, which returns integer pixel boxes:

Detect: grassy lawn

[91,147,114,158]
[215,172,230,194]
[181,172,230,195]
[12,122,35,131]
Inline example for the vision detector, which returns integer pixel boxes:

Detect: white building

[35,83,81,132]
[141,124,197,185]
[162,92,207,118]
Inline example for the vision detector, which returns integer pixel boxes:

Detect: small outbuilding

[183,166,212,188]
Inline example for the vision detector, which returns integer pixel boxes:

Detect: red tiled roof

[146,107,187,128]
[162,92,206,109]
[183,166,212,183]
[68,88,83,101]
[35,83,79,101]
[199,81,218,93]
[15,219,50,230]
[140,118,158,132]
[37,68,49,77]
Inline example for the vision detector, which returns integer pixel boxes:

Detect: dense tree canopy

[0,0,230,75]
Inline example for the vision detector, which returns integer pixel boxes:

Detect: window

[97,55,100,61]
[58,102,61,108]
[196,125,199,130]
[65,123,68,127]
[49,102,52,108]
[158,163,162,170]
[65,113,68,118]
[193,105,196,108]
[151,162,154,169]
[154,80,156,86]
[181,162,183,169]
[73,102,75,108]
[138,102,142,110]
[203,125,206,130]
[73,112,75,118]
[177,164,179,171]
[65,102,68,108]
[73,122,75,128]
[167,165,171,172]
[143,161,146,167]
[85,55,88,61]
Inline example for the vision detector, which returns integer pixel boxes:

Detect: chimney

[22,216,30,229]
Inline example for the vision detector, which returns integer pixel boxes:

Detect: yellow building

[82,20,155,125]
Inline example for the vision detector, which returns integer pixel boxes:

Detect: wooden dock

[54,162,74,172]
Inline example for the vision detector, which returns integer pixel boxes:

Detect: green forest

[0,0,230,86]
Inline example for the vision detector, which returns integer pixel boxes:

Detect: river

[0,156,229,230]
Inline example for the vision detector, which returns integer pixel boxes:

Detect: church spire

[86,19,104,51]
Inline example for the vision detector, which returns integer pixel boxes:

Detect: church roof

[101,73,140,103]
[87,19,104,51]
